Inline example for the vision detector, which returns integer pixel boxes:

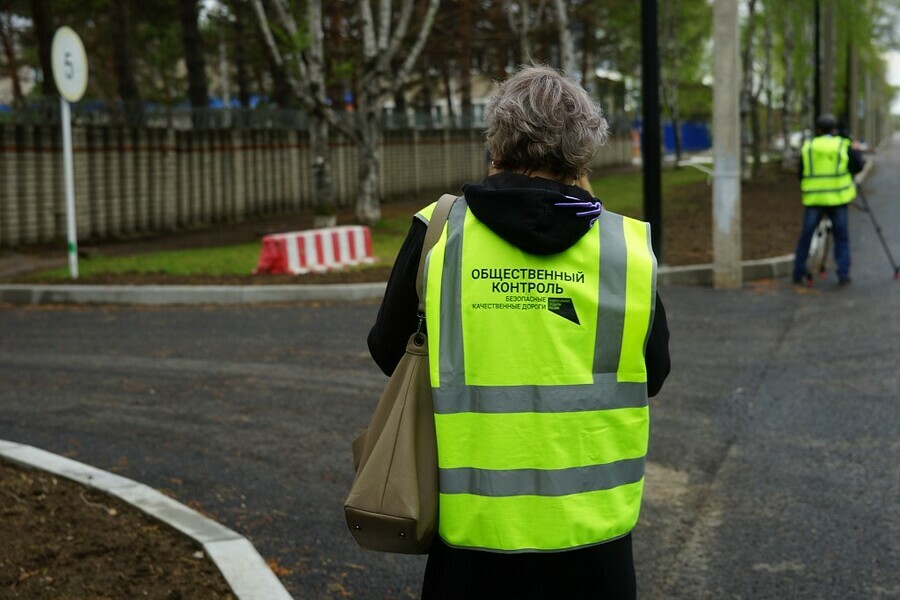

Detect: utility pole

[712,0,742,289]
[821,0,835,117]
[814,0,821,125]
[641,0,662,260]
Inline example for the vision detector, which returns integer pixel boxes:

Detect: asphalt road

[1,140,898,598]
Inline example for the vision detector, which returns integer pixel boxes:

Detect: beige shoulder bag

[344,193,458,554]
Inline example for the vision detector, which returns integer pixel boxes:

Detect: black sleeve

[646,293,671,398]
[848,147,865,175]
[368,217,427,376]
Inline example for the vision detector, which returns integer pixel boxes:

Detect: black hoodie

[368,171,671,396]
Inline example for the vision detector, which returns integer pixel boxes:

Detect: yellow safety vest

[800,136,856,206]
[416,198,657,552]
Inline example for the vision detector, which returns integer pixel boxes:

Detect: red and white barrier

[254,226,375,275]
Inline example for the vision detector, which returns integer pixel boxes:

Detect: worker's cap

[816,114,838,132]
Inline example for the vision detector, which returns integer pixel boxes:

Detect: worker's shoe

[793,273,813,287]
[838,277,852,286]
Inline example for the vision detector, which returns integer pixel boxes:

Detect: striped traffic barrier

[255,226,375,275]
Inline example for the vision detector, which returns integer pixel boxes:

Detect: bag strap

[416,194,459,315]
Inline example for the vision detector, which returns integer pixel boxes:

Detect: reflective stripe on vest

[800,136,856,206]
[416,198,657,552]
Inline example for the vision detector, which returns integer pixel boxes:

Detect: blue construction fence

[634,120,712,154]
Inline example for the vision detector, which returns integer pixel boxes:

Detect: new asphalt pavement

[1,137,898,598]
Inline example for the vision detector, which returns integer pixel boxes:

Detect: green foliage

[590,167,710,218]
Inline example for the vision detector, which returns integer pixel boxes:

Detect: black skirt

[421,534,636,599]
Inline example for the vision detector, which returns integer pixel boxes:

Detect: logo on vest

[547,297,580,325]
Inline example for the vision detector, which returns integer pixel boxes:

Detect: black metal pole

[814,0,821,126]
[641,0,662,259]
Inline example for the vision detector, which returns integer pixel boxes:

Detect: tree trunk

[267,55,294,108]
[356,80,382,225]
[232,0,252,108]
[750,98,761,176]
[821,0,835,117]
[111,0,144,125]
[305,0,335,220]
[0,13,23,103]
[30,0,56,97]
[310,116,336,226]
[581,9,594,93]
[442,64,455,122]
[739,0,758,180]
[780,15,795,169]
[179,0,209,121]
[508,1,536,63]
[355,0,439,222]
[459,0,474,128]
[420,58,435,128]
[552,0,575,75]
[660,0,682,166]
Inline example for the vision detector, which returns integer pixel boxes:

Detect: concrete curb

[0,282,387,306]
[0,258,801,305]
[657,254,794,287]
[0,439,293,600]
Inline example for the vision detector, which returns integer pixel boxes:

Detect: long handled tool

[854,188,900,280]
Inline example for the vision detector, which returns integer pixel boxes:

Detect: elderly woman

[368,66,670,599]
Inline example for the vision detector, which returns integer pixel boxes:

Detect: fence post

[0,125,16,247]
[231,129,247,221]
[19,125,37,244]
[33,125,53,242]
[72,125,89,240]
[108,127,124,237]
[161,128,178,231]
[117,126,134,234]
[442,128,452,190]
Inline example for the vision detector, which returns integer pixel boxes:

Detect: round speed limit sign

[51,27,88,102]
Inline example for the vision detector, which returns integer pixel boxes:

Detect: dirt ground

[0,460,234,599]
[0,165,803,599]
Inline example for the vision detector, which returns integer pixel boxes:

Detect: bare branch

[391,0,440,94]
[269,0,311,83]
[359,0,378,61]
[377,0,392,53]
[385,0,415,61]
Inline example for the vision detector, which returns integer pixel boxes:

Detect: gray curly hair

[485,66,609,182]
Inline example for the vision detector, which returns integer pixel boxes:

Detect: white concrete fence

[0,124,631,248]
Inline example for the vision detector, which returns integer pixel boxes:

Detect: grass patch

[24,242,262,280]
[590,166,709,218]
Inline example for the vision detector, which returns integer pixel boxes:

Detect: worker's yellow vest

[800,136,856,206]
[416,198,657,552]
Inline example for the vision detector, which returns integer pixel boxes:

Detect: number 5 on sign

[51,27,88,279]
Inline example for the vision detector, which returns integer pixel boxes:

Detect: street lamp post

[640,0,662,261]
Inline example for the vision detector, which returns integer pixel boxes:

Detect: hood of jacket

[462,172,601,256]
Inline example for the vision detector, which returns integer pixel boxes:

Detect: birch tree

[507,0,546,64]
[356,0,440,224]
[251,0,350,224]
[254,0,439,225]
[739,0,758,179]
[660,0,683,164]
[551,0,575,74]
